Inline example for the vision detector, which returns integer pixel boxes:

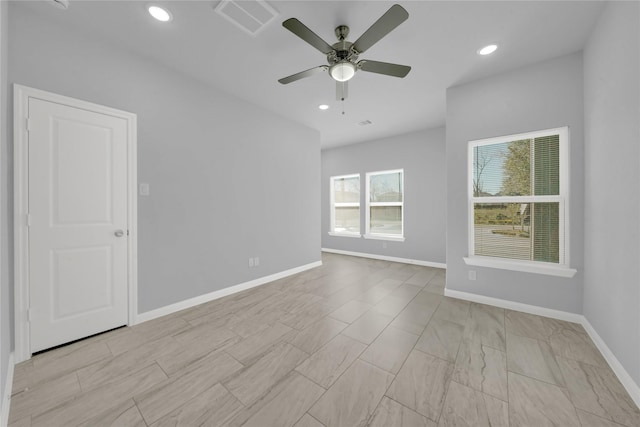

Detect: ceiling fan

[278,4,411,101]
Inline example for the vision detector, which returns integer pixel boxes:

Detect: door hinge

[127,229,130,236]
[27,308,32,323]
[26,213,32,227]
[26,118,32,132]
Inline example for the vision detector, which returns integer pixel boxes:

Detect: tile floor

[8,253,640,426]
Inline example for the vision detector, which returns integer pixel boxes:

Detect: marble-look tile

[7,416,31,427]
[557,357,640,427]
[425,277,445,295]
[228,311,286,338]
[405,268,438,287]
[462,303,505,351]
[108,317,189,355]
[150,383,243,427]
[135,352,243,425]
[412,290,443,308]
[285,293,327,314]
[328,300,372,323]
[372,295,412,317]
[415,318,464,362]
[293,414,324,427]
[576,409,630,427]
[452,338,508,401]
[156,328,241,375]
[433,297,470,326]
[341,311,393,344]
[31,364,168,427]
[386,350,454,421]
[77,336,180,390]
[280,304,334,330]
[439,381,508,427]
[357,278,404,305]
[224,342,308,406]
[390,300,438,335]
[506,333,564,386]
[226,322,293,364]
[308,360,394,427]
[508,372,580,427]
[77,399,146,427]
[542,317,587,336]
[231,372,325,427]
[295,334,366,388]
[287,317,348,354]
[505,309,549,341]
[547,326,607,367]
[9,372,81,422]
[369,397,435,427]
[389,283,423,301]
[13,341,112,392]
[360,326,419,374]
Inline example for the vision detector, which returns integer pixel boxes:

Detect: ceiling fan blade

[358,60,411,78]
[336,81,349,101]
[278,66,328,84]
[282,18,335,54]
[352,4,409,54]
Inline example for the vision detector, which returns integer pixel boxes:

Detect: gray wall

[584,1,640,385]
[8,4,321,314]
[446,53,584,313]
[1,0,10,415]
[321,128,446,264]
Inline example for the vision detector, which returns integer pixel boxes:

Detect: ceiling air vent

[358,120,373,126]
[214,0,278,36]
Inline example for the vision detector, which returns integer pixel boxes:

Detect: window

[466,127,575,277]
[365,169,404,241]
[329,174,361,237]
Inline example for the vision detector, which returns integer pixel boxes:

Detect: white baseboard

[1,352,14,427]
[581,318,640,408]
[445,288,640,409]
[444,288,583,323]
[135,260,322,324]
[321,248,446,269]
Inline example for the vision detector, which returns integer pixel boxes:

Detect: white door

[28,97,129,353]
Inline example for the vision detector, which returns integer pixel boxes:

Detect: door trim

[13,84,138,363]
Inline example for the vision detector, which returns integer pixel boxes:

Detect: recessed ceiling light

[318,104,329,110]
[478,44,498,56]
[148,5,172,22]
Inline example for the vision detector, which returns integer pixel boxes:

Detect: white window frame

[365,169,405,242]
[464,127,576,277]
[329,173,361,238]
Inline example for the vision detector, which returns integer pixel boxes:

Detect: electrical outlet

[248,258,254,268]
[254,257,260,266]
[468,270,476,281]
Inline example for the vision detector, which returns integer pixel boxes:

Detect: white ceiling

[17,0,605,148]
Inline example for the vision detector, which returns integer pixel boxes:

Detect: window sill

[363,234,405,242]
[328,232,361,239]
[463,256,577,278]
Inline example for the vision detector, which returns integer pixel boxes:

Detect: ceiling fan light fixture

[148,5,173,22]
[478,44,498,56]
[329,61,356,82]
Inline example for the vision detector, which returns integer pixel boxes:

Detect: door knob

[114,230,125,237]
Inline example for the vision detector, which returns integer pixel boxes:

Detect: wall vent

[214,0,279,36]
[358,120,373,126]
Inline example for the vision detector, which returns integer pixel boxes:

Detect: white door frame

[13,84,138,363]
